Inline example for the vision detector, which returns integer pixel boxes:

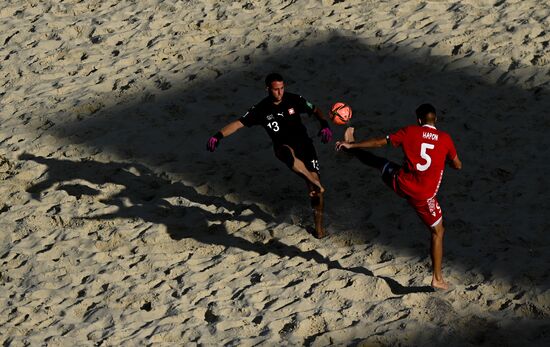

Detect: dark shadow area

[36,33,549,291]
[20,153,433,295]
[348,315,550,347]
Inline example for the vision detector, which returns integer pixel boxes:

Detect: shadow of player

[20,153,433,295]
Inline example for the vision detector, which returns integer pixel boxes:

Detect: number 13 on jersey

[267,121,279,132]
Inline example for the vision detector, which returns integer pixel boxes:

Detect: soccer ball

[330,102,352,125]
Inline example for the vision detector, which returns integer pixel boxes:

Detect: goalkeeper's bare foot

[314,228,326,239]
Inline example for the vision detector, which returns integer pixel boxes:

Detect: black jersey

[239,92,316,146]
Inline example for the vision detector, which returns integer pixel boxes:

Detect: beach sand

[1,0,549,345]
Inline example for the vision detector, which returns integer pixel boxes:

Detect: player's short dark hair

[416,103,436,120]
[265,73,284,87]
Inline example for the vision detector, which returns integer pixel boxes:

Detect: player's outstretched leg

[275,145,326,238]
[430,221,449,290]
[308,177,325,239]
[344,126,355,143]
[342,127,387,170]
[281,145,325,194]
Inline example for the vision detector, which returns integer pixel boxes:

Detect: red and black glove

[318,119,333,143]
[206,131,224,152]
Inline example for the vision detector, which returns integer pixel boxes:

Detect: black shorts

[274,140,320,174]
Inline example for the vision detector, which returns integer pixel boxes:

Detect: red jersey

[388,125,457,200]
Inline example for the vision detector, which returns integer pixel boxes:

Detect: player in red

[335,104,462,290]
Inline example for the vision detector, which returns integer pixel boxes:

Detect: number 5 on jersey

[417,142,434,171]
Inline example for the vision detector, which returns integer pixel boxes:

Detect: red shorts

[382,161,443,228]
[407,196,443,228]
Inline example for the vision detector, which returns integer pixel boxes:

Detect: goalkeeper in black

[206,73,332,239]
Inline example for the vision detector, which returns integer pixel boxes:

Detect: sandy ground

[0,0,549,346]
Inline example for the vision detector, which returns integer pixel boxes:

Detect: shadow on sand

[21,153,433,295]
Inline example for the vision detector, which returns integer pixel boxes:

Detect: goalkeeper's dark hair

[265,73,284,87]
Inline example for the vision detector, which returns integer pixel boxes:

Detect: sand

[0,0,549,346]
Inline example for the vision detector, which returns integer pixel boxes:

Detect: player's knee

[431,223,445,237]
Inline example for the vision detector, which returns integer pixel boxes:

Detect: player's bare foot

[431,278,449,291]
[305,226,327,239]
[314,228,326,239]
[344,127,355,143]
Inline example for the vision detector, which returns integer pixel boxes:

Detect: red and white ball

[330,102,352,125]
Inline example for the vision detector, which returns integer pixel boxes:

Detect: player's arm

[446,137,462,170]
[206,120,244,152]
[449,155,462,170]
[220,120,244,137]
[300,94,332,143]
[312,107,333,143]
[312,107,328,124]
[335,136,388,150]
